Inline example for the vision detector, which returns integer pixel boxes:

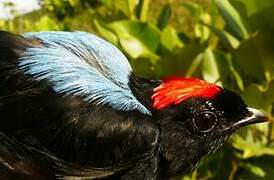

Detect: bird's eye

[192,111,217,133]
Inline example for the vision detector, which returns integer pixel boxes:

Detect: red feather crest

[152,77,221,110]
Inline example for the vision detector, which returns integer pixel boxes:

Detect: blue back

[19,31,151,115]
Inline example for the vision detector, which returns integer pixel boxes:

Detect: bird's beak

[232,107,269,128]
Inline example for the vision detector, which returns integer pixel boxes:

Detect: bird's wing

[0,131,55,179]
[19,31,150,115]
[0,131,130,180]
[0,31,160,179]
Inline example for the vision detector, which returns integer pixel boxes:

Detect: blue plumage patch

[19,31,151,115]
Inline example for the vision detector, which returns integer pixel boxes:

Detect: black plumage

[0,31,268,180]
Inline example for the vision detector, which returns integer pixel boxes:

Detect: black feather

[0,31,256,180]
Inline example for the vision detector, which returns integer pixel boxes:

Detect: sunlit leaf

[202,48,221,85]
[216,0,249,39]
[240,163,266,177]
[161,26,184,51]
[236,156,274,179]
[233,135,274,158]
[126,0,138,19]
[34,15,60,31]
[194,13,211,42]
[139,0,150,22]
[93,19,118,45]
[109,20,160,59]
[101,0,113,6]
[227,58,244,90]
[68,0,79,6]
[210,0,219,25]
[209,50,243,90]
[203,23,240,49]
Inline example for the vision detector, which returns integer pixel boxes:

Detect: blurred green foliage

[1,0,274,179]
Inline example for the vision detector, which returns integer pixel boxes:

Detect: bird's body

[0,31,268,180]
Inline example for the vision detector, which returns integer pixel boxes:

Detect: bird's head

[149,77,268,177]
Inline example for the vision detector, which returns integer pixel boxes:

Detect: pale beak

[232,107,269,128]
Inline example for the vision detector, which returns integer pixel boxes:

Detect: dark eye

[192,111,217,133]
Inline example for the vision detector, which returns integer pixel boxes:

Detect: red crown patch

[152,77,221,110]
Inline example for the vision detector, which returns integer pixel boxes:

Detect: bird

[0,30,268,180]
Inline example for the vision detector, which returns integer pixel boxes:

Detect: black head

[153,89,268,177]
[129,75,268,178]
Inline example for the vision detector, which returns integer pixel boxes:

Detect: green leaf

[130,57,154,78]
[227,58,244,91]
[203,23,240,49]
[241,84,268,110]
[34,15,60,31]
[210,0,219,25]
[160,26,184,51]
[126,0,138,19]
[202,48,221,85]
[206,50,243,90]
[68,0,79,6]
[139,0,150,22]
[245,32,274,77]
[101,0,113,6]
[157,4,172,30]
[109,20,160,60]
[233,33,267,83]
[233,134,274,158]
[231,0,274,17]
[186,53,203,77]
[93,19,118,45]
[216,0,249,39]
[182,2,203,22]
[194,13,211,42]
[154,42,207,78]
[241,163,266,177]
[237,156,274,179]
[230,0,274,32]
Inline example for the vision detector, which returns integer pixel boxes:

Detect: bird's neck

[129,73,162,112]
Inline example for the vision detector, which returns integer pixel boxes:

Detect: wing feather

[19,31,151,115]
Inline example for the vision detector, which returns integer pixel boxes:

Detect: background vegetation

[1,0,274,179]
